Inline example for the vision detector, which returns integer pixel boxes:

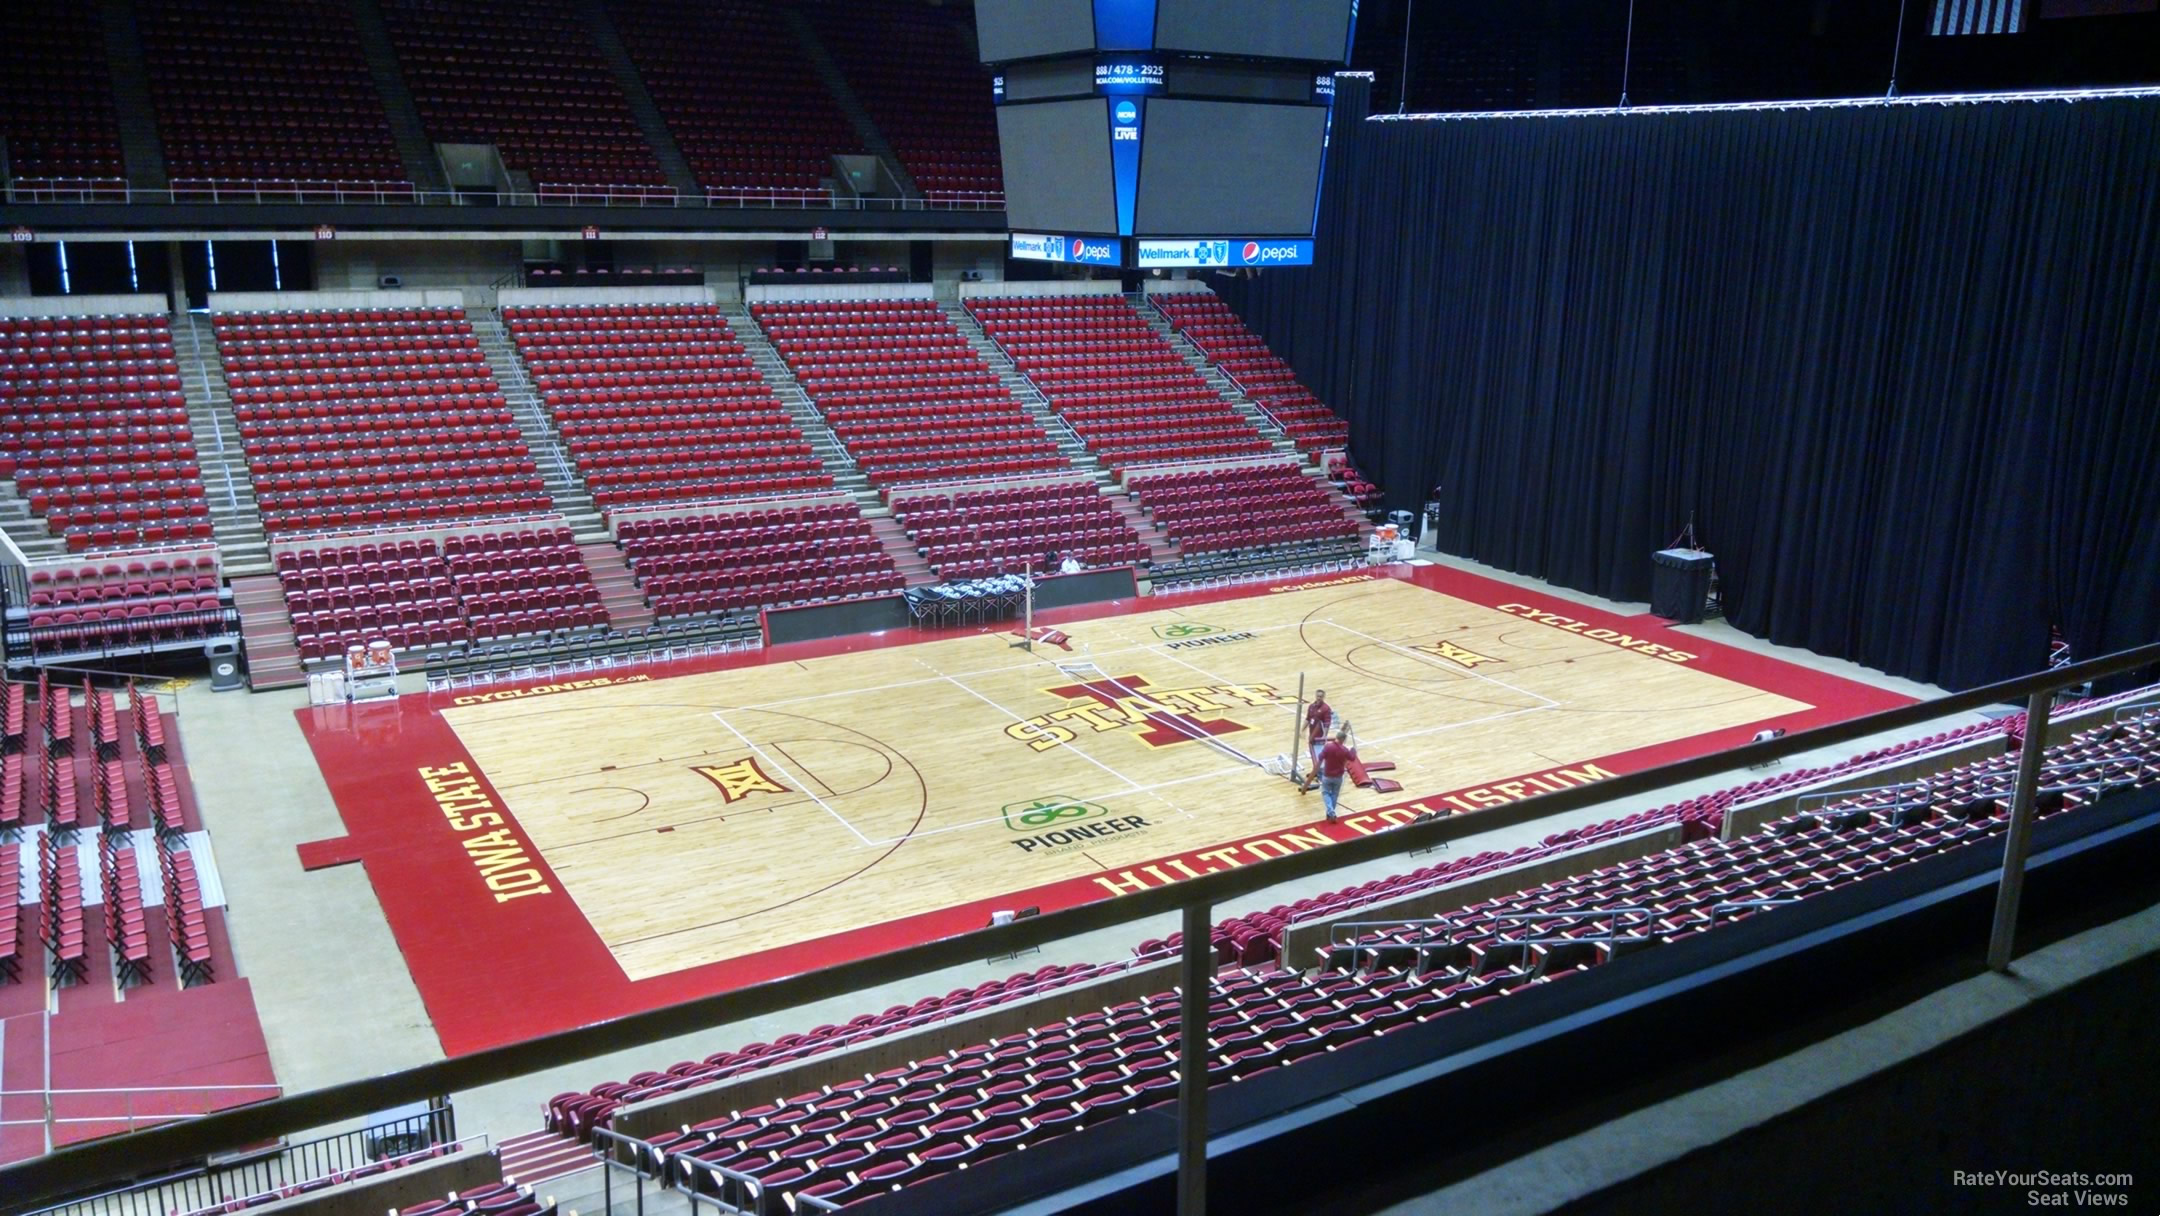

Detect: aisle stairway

[468,313,608,542]
[232,574,304,689]
[866,516,937,588]
[576,0,700,197]
[777,6,918,200]
[348,0,452,193]
[1132,296,1307,462]
[939,301,1100,476]
[722,309,873,505]
[98,0,168,190]
[175,314,270,577]
[497,1128,594,1187]
[579,541,654,631]
[1106,494,1183,568]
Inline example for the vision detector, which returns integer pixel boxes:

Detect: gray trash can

[205,637,244,691]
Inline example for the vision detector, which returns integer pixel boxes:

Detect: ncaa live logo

[1113,99,1140,141]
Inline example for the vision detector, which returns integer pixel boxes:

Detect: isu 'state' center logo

[1005,674,1291,752]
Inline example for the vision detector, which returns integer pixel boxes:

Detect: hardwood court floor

[296,565,1908,1053]
[441,574,1803,980]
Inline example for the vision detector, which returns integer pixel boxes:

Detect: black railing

[0,643,2155,1214]
[24,1104,455,1216]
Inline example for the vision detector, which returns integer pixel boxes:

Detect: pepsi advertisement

[1012,233,1123,267]
[1134,238,1315,268]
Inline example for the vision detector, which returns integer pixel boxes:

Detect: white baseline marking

[1140,636,1559,748]
[708,708,875,848]
[936,673,1150,797]
[735,623,1311,713]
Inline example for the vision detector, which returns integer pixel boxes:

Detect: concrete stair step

[1107,494,1181,565]
[865,516,936,585]
[497,1128,595,1187]
[98,0,168,188]
[348,0,449,192]
[577,0,701,196]
[778,6,920,200]
[579,542,656,631]
[233,574,306,690]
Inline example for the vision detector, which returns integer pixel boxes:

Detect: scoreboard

[978,0,1356,268]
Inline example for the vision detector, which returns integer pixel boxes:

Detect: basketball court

[295,565,1910,1054]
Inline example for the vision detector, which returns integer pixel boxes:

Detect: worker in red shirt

[1297,690,1333,793]
[1315,725,1357,822]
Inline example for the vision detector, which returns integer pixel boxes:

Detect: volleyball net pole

[1288,672,1307,786]
[1009,570,1036,651]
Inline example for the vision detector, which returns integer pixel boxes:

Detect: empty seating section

[278,540,460,661]
[604,0,855,200]
[161,838,214,985]
[968,297,1273,473]
[1316,718,2160,981]
[447,527,607,642]
[1,676,208,990]
[0,843,19,982]
[1129,465,1360,554]
[276,527,604,662]
[0,3,126,198]
[381,0,667,198]
[892,483,1146,581]
[0,314,211,551]
[138,0,410,200]
[40,833,88,984]
[18,551,230,660]
[101,835,152,985]
[570,712,2157,1209]
[545,960,1131,1139]
[504,304,831,509]
[617,503,901,619]
[803,1,1003,205]
[1153,293,1350,454]
[754,302,1067,488]
[215,307,549,533]
[1329,455,1382,510]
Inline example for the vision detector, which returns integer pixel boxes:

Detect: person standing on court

[1316,725,1358,823]
[1299,689,1334,793]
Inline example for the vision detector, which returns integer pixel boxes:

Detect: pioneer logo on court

[1003,674,1292,752]
[1155,620,1259,651]
[692,757,791,803]
[1004,795,1152,856]
[1152,621,1222,640]
[1003,795,1111,832]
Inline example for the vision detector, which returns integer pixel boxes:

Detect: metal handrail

[1489,907,1655,929]
[3,642,2156,1210]
[1710,899,1800,920]
[6,181,1005,211]
[1795,767,2153,830]
[19,1105,457,1216]
[673,1148,783,1216]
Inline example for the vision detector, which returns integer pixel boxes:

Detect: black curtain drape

[1224,81,2160,691]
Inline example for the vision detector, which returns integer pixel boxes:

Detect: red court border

[294,565,1913,1055]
